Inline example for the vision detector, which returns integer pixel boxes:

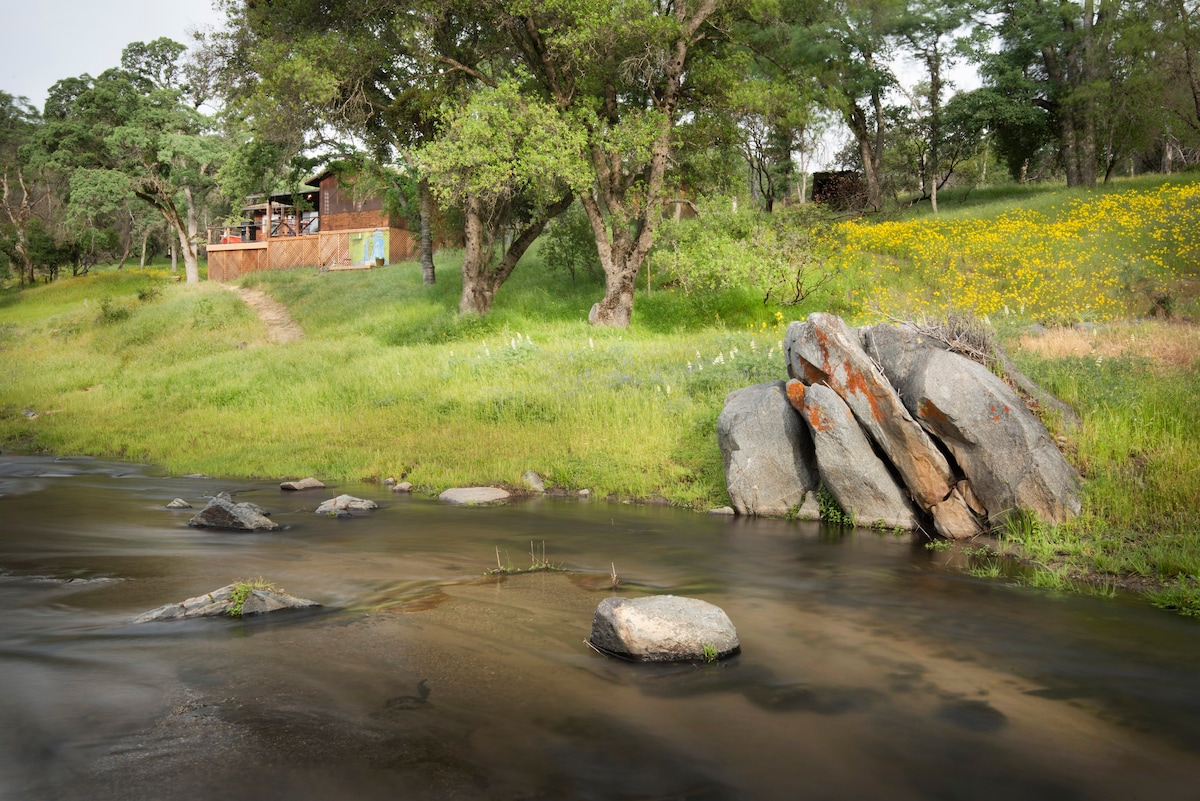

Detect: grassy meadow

[1,173,1198,613]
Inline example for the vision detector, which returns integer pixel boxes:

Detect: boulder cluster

[718,313,1081,538]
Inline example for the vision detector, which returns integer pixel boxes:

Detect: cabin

[206,169,427,281]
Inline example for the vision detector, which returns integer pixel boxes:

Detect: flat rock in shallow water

[187,492,278,532]
[132,583,319,623]
[439,487,510,506]
[315,494,379,515]
[281,477,326,491]
[165,498,192,509]
[590,595,740,662]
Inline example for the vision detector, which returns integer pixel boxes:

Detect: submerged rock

[590,595,740,662]
[439,487,510,506]
[315,494,379,516]
[132,582,319,623]
[281,477,326,491]
[187,492,279,532]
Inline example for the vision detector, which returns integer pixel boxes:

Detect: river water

[2,455,1199,801]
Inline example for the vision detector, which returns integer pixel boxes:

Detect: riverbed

[2,455,1198,800]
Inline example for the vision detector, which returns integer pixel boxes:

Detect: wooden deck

[207,227,417,282]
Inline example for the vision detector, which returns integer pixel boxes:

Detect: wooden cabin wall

[323,210,394,231]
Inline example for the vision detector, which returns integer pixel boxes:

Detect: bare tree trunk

[183,187,200,283]
[1,168,36,286]
[418,177,436,285]
[116,235,132,270]
[139,229,150,268]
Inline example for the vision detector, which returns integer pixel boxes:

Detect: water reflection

[1,455,1199,800]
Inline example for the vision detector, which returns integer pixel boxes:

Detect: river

[2,455,1198,800]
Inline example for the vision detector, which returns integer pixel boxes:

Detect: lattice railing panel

[268,236,320,269]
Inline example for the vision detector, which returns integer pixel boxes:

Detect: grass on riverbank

[0,253,793,507]
[1,174,1198,613]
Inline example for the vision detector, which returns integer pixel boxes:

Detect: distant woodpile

[811,171,865,209]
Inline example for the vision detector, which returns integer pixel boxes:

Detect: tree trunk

[116,234,133,269]
[1,168,35,286]
[139,230,150,268]
[847,104,882,209]
[458,195,490,315]
[418,177,436,285]
[183,187,200,283]
[459,192,573,316]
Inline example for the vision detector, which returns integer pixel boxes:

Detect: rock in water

[788,380,920,531]
[785,313,954,511]
[187,492,279,532]
[439,487,510,505]
[315,494,379,515]
[165,498,192,509]
[280,477,326,491]
[716,381,819,517]
[590,596,740,662]
[133,583,319,623]
[862,323,1081,526]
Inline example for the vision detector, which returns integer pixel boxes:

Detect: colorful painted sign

[349,229,389,266]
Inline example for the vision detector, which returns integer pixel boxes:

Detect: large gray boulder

[187,492,279,532]
[785,313,954,512]
[133,583,319,623]
[862,323,1081,525]
[788,380,920,531]
[590,596,739,662]
[716,381,818,516]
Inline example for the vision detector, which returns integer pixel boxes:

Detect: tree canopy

[3,0,1200,319]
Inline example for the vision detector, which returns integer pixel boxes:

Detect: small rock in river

[315,494,379,515]
[188,492,279,532]
[439,487,510,506]
[590,595,740,663]
[281,477,326,491]
[133,582,319,623]
[166,498,192,509]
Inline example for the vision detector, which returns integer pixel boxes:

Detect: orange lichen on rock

[785,379,807,411]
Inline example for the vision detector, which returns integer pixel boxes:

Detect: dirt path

[225,286,304,344]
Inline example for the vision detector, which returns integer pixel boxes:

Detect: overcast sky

[0,0,225,110]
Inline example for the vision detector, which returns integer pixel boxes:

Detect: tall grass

[0,250,796,507]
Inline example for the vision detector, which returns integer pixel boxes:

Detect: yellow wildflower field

[834,182,1200,323]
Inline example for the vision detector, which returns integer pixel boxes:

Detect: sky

[0,0,225,110]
